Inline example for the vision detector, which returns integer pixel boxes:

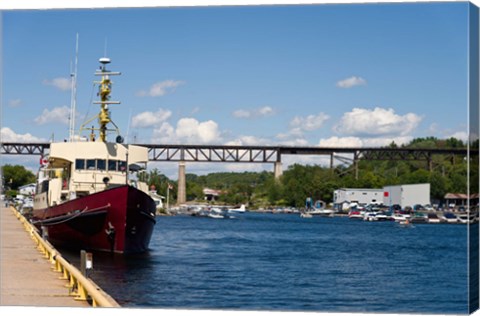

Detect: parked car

[390,204,402,212]
[423,204,434,211]
[413,204,426,211]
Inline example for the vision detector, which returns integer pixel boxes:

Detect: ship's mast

[68,33,79,142]
[79,57,122,142]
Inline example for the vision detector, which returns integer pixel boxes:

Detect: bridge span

[1,142,472,204]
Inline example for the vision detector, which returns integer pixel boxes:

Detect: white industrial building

[383,183,430,208]
[334,188,384,205]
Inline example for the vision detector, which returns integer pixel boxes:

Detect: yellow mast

[79,57,122,142]
[98,61,112,142]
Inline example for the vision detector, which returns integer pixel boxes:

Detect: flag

[40,156,48,166]
[168,183,173,190]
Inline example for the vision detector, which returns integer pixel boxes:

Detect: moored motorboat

[409,212,428,224]
[427,212,441,223]
[392,213,410,222]
[300,212,313,218]
[307,208,335,217]
[441,212,459,223]
[348,210,364,219]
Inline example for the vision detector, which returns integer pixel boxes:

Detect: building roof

[444,193,468,199]
[19,183,36,189]
[203,188,221,196]
[337,188,383,192]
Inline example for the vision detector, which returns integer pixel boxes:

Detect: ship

[31,57,156,254]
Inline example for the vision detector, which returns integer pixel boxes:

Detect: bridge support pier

[354,151,359,180]
[177,161,186,205]
[330,153,334,173]
[274,161,283,180]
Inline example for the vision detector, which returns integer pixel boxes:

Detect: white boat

[207,213,225,219]
[374,212,390,221]
[457,213,476,224]
[228,204,246,213]
[307,208,335,217]
[348,210,364,219]
[300,212,313,218]
[427,213,441,223]
[363,211,378,221]
[392,213,410,222]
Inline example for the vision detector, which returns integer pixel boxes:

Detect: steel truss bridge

[1,141,472,168]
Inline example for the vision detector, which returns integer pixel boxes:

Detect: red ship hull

[32,185,156,254]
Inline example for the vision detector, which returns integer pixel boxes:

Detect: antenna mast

[95,57,121,142]
[69,33,79,142]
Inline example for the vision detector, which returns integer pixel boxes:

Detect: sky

[0,0,476,178]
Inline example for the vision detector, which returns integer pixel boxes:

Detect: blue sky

[0,2,475,177]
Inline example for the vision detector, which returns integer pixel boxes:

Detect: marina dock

[0,204,89,307]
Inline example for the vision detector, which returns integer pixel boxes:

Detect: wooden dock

[0,204,89,307]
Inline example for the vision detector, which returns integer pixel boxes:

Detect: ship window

[75,159,85,170]
[86,159,96,170]
[118,161,126,171]
[108,160,117,171]
[97,159,106,170]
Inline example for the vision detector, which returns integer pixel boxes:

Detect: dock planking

[0,205,89,307]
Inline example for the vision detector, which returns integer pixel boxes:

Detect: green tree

[429,171,447,201]
[1,164,36,190]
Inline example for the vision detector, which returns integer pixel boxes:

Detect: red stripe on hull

[32,185,156,254]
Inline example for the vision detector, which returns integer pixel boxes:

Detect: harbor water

[66,213,471,314]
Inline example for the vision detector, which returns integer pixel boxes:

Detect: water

[71,213,471,314]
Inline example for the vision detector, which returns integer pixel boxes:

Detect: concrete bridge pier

[274,161,283,179]
[177,161,186,205]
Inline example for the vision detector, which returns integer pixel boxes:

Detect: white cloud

[43,77,71,91]
[233,109,251,118]
[428,123,439,134]
[225,135,271,146]
[176,118,219,143]
[8,99,22,107]
[276,128,304,140]
[233,106,275,119]
[131,108,172,128]
[319,136,364,147]
[334,107,422,137]
[318,136,413,148]
[336,76,367,88]
[290,112,330,131]
[0,127,45,142]
[151,122,175,143]
[136,80,184,97]
[363,136,413,147]
[152,118,221,144]
[34,106,71,125]
[448,131,468,142]
[258,106,274,116]
[277,138,310,146]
